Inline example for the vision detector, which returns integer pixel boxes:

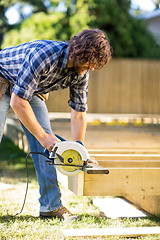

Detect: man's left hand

[88,156,98,165]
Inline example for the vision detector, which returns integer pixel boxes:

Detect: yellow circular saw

[48,135,90,176]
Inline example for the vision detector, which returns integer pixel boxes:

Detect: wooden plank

[96,160,160,168]
[89,153,160,167]
[62,227,160,238]
[88,148,160,154]
[83,162,109,174]
[126,195,160,218]
[93,197,147,218]
[83,168,160,196]
[91,153,160,160]
[68,171,84,196]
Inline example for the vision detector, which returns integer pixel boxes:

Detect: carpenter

[0,29,112,221]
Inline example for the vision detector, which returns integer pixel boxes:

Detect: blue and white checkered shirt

[0,40,89,112]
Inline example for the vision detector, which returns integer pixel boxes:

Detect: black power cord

[13,151,47,216]
[13,151,84,216]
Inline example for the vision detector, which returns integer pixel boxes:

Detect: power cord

[12,151,84,216]
[13,151,48,216]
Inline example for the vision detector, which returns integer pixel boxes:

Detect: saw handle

[43,148,50,158]
[43,134,84,158]
[55,134,84,145]
[43,134,66,157]
[55,134,66,142]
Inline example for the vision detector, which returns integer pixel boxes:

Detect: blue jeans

[0,89,62,212]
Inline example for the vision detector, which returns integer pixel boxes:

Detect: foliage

[151,0,160,9]
[0,0,48,46]
[1,0,160,58]
[2,0,91,47]
[0,136,26,163]
[2,12,64,47]
[89,0,160,58]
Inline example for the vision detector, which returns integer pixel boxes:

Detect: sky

[131,0,155,11]
[6,0,156,25]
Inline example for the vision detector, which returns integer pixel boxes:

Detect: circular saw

[47,135,90,176]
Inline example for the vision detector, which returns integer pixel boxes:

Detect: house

[139,8,160,45]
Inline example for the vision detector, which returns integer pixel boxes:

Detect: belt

[0,78,49,102]
[0,79,10,100]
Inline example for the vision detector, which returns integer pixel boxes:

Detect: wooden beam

[126,195,160,218]
[83,168,160,196]
[88,148,160,154]
[68,171,84,196]
[83,163,109,174]
[96,160,160,168]
[62,227,160,238]
[91,153,160,160]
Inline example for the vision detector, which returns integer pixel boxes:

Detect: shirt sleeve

[68,71,89,112]
[12,47,49,101]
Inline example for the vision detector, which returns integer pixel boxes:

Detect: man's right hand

[40,134,60,152]
[10,93,59,151]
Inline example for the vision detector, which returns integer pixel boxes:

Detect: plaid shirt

[0,40,89,112]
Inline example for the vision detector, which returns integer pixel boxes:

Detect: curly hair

[68,29,112,70]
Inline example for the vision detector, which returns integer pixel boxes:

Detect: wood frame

[4,117,160,217]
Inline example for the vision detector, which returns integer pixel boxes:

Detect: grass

[0,137,160,239]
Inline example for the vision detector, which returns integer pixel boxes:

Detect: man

[0,29,112,221]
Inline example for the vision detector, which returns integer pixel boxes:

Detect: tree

[0,0,48,47]
[2,0,160,58]
[89,0,160,58]
[2,0,91,48]
[151,0,160,9]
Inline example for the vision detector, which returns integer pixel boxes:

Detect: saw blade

[55,149,83,176]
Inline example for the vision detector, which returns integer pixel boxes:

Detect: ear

[67,54,73,68]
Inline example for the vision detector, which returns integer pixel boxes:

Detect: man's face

[73,61,95,74]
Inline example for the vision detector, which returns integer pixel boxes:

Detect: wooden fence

[46,59,160,114]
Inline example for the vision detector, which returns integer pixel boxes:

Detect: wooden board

[93,197,147,218]
[4,118,160,218]
[126,195,160,218]
[62,227,160,238]
[90,153,160,168]
[91,154,160,160]
[88,148,160,154]
[83,168,160,196]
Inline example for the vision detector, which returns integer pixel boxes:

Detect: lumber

[93,197,147,218]
[83,168,160,196]
[62,227,160,238]
[83,162,109,174]
[91,153,160,160]
[126,195,160,218]
[88,148,160,154]
[97,160,160,168]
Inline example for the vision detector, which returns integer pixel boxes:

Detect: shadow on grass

[0,136,37,181]
[0,165,37,181]
[0,137,27,163]
[0,215,40,222]
[77,213,160,226]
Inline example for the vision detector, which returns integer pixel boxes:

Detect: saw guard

[50,141,90,176]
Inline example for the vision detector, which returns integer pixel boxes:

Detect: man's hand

[88,156,98,165]
[41,134,60,152]
[10,93,59,151]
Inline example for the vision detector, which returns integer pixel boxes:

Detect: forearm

[10,93,57,150]
[71,109,98,164]
[71,109,87,143]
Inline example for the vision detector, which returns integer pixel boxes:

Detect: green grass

[0,137,160,239]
